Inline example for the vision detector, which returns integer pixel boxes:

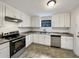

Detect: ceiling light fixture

[47,0,56,7]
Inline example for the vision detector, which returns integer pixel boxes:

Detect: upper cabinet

[52,13,71,27]
[64,13,71,27]
[18,12,31,27]
[6,4,15,18]
[31,16,41,27]
[5,4,31,27]
[15,9,21,19]
[31,13,71,28]
[0,1,5,27]
[6,4,21,19]
[0,1,31,27]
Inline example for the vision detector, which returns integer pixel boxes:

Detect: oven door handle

[12,37,25,43]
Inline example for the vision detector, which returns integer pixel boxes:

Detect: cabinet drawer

[0,42,9,50]
[0,47,10,58]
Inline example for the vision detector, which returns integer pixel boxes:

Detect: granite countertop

[0,39,9,45]
[20,31,74,37]
[0,31,73,45]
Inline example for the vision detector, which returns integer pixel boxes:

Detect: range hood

[5,16,23,23]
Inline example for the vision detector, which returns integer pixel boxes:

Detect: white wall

[70,7,79,56]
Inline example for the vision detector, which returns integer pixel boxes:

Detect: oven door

[10,37,26,57]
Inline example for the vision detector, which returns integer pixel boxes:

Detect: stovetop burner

[2,31,24,40]
[4,35,25,40]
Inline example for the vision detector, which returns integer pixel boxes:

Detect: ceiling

[1,0,79,16]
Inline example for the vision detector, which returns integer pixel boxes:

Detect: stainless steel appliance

[5,16,22,23]
[51,35,61,48]
[2,31,26,58]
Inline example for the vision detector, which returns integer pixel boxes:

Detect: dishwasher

[51,35,61,48]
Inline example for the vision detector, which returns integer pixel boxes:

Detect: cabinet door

[53,14,65,27]
[6,4,15,17]
[44,35,51,46]
[64,13,70,27]
[52,13,70,27]
[52,15,59,27]
[0,2,4,27]
[15,10,21,19]
[0,47,10,58]
[59,14,65,27]
[26,35,30,47]
[61,36,73,50]
[31,16,40,27]
[0,42,10,58]
[33,34,39,43]
[61,37,66,48]
[12,8,20,19]
[65,37,73,49]
[29,34,33,44]
[38,34,45,45]
[19,12,31,27]
[26,35,32,48]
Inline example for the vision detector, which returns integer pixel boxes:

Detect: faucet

[43,29,47,33]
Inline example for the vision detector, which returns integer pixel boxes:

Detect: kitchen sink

[40,32,50,34]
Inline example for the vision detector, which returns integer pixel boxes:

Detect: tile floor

[19,43,79,58]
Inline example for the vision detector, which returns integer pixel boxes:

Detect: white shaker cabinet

[19,12,31,27]
[64,13,71,27]
[0,1,5,27]
[0,42,10,58]
[31,16,41,27]
[52,14,64,27]
[26,35,32,48]
[52,14,61,27]
[12,8,21,19]
[59,14,65,27]
[52,13,70,27]
[61,36,73,50]
[33,34,51,46]
[15,10,21,19]
[6,4,15,18]
[44,35,51,46]
[6,4,21,19]
[6,4,18,18]
[52,14,65,27]
[38,34,45,45]
[39,34,51,46]
[32,34,39,44]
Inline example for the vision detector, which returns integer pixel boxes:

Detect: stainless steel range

[2,31,26,58]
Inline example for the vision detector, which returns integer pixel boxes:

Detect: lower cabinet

[25,34,73,50]
[38,34,45,45]
[61,36,73,50]
[33,34,51,46]
[42,35,51,46]
[0,42,10,58]
[26,35,32,48]
[32,34,39,44]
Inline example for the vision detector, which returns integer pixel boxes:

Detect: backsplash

[19,27,32,33]
[0,21,19,34]
[31,27,70,33]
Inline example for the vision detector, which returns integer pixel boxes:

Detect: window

[41,20,51,27]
